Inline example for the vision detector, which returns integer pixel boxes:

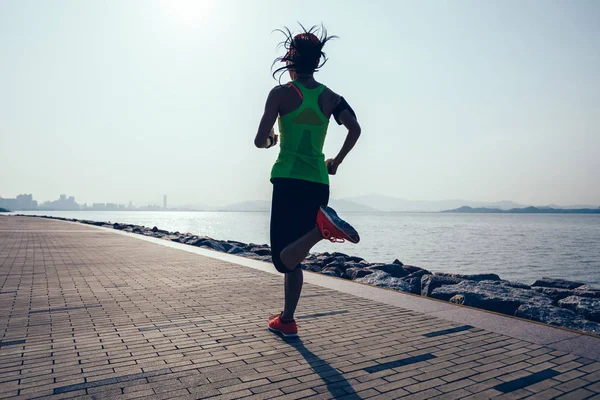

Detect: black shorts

[270,178,330,273]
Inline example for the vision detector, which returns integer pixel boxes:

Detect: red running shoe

[317,206,360,244]
[268,313,298,337]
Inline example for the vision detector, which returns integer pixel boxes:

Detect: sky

[1,0,599,207]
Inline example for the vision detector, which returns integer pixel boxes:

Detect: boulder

[430,280,552,316]
[574,286,600,299]
[435,272,502,282]
[321,266,344,277]
[516,303,600,336]
[346,268,374,280]
[301,264,323,273]
[163,234,181,242]
[400,270,429,294]
[320,270,339,277]
[335,253,365,263]
[532,287,576,303]
[558,296,600,323]
[323,261,351,271]
[356,271,413,293]
[421,275,464,297]
[226,240,248,248]
[192,239,226,253]
[227,246,245,255]
[402,265,428,274]
[501,281,531,289]
[248,247,272,256]
[449,294,465,305]
[368,264,410,278]
[392,259,403,266]
[302,259,324,271]
[531,277,585,290]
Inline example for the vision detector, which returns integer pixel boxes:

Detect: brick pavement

[1,216,599,399]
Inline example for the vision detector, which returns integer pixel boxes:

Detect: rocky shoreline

[17,215,600,336]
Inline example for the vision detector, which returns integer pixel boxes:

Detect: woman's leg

[270,179,330,322]
[282,267,303,319]
[280,227,322,271]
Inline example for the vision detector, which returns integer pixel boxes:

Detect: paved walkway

[0,216,599,400]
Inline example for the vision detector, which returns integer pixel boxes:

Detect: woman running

[254,25,361,337]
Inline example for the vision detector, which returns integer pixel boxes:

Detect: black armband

[332,97,357,125]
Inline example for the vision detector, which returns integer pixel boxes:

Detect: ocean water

[9,210,600,287]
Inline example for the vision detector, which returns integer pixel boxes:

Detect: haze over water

[15,210,600,288]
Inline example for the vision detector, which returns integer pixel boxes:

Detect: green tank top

[270,81,330,185]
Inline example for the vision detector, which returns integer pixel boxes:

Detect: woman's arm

[254,88,279,148]
[327,100,361,175]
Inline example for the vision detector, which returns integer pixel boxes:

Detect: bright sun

[162,0,216,25]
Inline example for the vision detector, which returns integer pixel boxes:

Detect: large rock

[531,277,585,290]
[516,303,600,336]
[190,238,227,252]
[501,281,531,289]
[163,234,182,242]
[248,247,272,256]
[226,240,248,248]
[530,286,600,302]
[435,272,501,282]
[323,261,350,272]
[368,264,410,278]
[402,265,428,274]
[227,246,246,255]
[558,296,600,323]
[449,294,465,305]
[400,270,429,294]
[321,266,343,277]
[421,275,464,297]
[346,268,374,280]
[430,280,552,316]
[356,271,413,293]
[574,286,600,299]
[301,264,323,273]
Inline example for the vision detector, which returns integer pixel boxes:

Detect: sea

[9,210,600,288]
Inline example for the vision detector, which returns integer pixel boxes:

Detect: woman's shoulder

[321,85,342,107]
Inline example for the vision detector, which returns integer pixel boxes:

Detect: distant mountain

[328,199,379,213]
[443,206,600,214]
[344,194,528,212]
[173,203,218,211]
[218,198,375,213]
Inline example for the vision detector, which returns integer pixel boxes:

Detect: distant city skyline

[0,193,168,211]
[2,191,598,213]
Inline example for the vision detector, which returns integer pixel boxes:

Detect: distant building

[0,198,18,211]
[92,203,106,210]
[41,194,79,210]
[163,195,167,210]
[16,194,34,209]
[0,194,37,210]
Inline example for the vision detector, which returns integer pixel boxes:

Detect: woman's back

[271,80,334,185]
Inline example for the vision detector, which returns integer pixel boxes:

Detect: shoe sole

[268,326,298,337]
[320,206,360,243]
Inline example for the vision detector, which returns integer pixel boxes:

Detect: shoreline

[13,214,600,337]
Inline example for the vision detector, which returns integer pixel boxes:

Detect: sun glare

[162,0,216,25]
